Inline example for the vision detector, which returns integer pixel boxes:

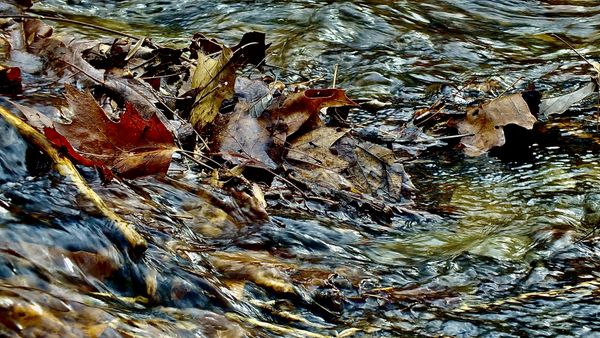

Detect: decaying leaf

[17,84,176,179]
[23,18,53,45]
[287,126,350,171]
[212,109,276,168]
[211,88,356,169]
[268,89,357,146]
[190,46,235,130]
[0,64,22,93]
[0,103,148,252]
[540,80,597,116]
[340,140,415,200]
[456,93,537,156]
[208,251,295,294]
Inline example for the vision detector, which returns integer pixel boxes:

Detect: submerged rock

[582,193,600,226]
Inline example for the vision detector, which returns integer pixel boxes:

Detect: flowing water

[2,0,600,337]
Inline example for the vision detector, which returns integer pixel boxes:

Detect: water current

[1,0,600,337]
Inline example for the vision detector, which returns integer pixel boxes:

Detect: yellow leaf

[190,47,235,130]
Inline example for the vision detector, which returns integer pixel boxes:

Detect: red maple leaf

[17,84,176,179]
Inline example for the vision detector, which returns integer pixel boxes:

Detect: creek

[1,1,600,336]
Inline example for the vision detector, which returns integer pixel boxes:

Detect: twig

[430,133,475,141]
[332,64,339,88]
[0,105,147,253]
[551,33,596,68]
[177,150,214,171]
[551,34,600,130]
[496,76,524,98]
[414,103,446,126]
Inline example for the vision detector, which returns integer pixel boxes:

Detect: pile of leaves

[0,4,429,227]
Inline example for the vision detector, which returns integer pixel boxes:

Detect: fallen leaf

[456,93,537,156]
[210,88,356,169]
[336,137,415,200]
[212,109,277,168]
[27,31,168,122]
[23,19,53,46]
[190,31,270,67]
[230,31,270,66]
[251,183,267,210]
[208,251,295,294]
[190,47,235,131]
[287,126,349,171]
[540,81,597,116]
[0,65,22,94]
[268,89,357,146]
[290,166,356,192]
[17,85,176,179]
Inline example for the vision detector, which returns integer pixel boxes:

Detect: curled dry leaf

[456,93,537,156]
[17,84,176,179]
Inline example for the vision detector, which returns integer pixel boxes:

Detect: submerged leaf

[208,252,295,294]
[336,137,415,200]
[287,126,349,171]
[540,81,597,116]
[212,108,277,168]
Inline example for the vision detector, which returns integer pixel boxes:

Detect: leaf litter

[1,5,600,338]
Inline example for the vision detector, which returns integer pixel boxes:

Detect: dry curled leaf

[456,93,537,156]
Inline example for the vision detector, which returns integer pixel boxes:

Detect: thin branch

[332,64,339,88]
[551,33,596,68]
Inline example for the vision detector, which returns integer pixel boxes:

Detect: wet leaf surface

[190,46,236,131]
[287,126,350,170]
[540,80,598,116]
[17,85,176,179]
[211,88,356,169]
